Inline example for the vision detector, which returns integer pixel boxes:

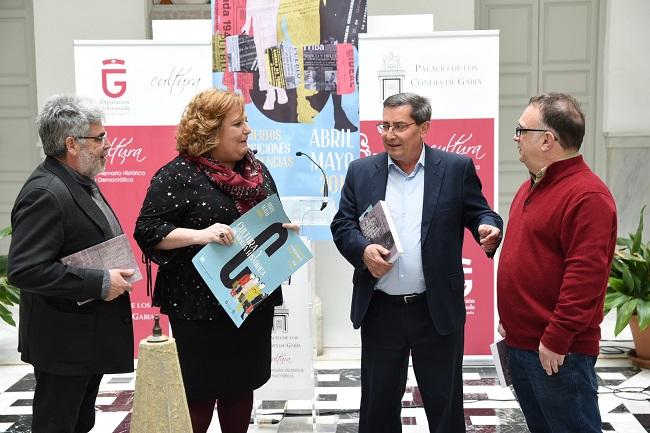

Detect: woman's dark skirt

[169,303,275,400]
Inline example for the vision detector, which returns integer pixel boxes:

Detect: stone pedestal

[130,338,192,432]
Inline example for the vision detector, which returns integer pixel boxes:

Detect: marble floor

[0,351,650,433]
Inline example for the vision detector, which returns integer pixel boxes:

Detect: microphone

[251,149,258,155]
[295,151,328,211]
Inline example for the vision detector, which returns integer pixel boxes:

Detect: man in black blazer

[331,93,502,433]
[8,95,135,433]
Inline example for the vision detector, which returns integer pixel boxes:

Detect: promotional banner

[74,41,213,354]
[256,261,315,400]
[359,31,499,355]
[212,0,367,239]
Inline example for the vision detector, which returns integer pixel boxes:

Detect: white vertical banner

[358,31,499,356]
[256,258,314,400]
[74,41,213,355]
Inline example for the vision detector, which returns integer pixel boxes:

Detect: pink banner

[360,118,495,355]
[98,125,178,355]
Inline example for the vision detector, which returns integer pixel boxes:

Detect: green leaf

[605,291,631,312]
[615,298,639,336]
[607,277,625,293]
[632,206,646,254]
[0,303,16,327]
[611,256,626,276]
[0,226,11,240]
[622,265,636,294]
[4,286,19,304]
[637,300,650,331]
[617,237,633,249]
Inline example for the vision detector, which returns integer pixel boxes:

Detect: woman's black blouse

[134,155,282,320]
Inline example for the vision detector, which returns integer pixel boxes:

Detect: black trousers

[32,369,103,433]
[359,293,466,433]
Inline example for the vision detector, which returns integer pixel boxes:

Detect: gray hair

[37,94,104,157]
[383,93,432,124]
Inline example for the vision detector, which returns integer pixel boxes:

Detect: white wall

[601,0,650,240]
[369,0,475,31]
[32,0,150,108]
[603,0,650,132]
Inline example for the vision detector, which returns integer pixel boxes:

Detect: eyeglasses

[376,122,416,134]
[515,126,549,138]
[75,134,108,144]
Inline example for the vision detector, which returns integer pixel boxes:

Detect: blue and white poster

[193,194,313,327]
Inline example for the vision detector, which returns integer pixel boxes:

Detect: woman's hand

[202,222,235,246]
[282,223,300,233]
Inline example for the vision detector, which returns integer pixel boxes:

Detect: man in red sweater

[497,92,617,433]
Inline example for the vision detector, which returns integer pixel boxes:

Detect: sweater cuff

[541,324,572,355]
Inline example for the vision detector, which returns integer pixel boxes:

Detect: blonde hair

[176,89,245,157]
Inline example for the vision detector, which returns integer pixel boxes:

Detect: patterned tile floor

[0,356,649,433]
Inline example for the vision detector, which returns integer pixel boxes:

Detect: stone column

[130,338,192,432]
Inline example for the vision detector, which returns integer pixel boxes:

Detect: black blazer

[331,146,503,333]
[8,157,133,375]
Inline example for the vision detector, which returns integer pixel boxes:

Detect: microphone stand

[295,151,328,211]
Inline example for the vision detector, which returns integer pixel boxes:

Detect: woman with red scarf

[134,89,293,433]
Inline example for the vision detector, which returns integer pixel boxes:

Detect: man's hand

[478,224,501,253]
[538,342,565,375]
[362,244,393,278]
[105,269,135,301]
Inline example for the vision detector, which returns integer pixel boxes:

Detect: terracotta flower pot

[629,315,650,360]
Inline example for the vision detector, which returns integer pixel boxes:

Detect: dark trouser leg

[359,297,410,433]
[32,369,103,433]
[216,391,254,433]
[409,305,465,433]
[508,347,601,433]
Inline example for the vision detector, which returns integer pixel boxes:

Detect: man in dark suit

[8,94,135,433]
[331,93,502,433]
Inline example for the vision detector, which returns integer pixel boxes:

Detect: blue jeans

[507,347,601,433]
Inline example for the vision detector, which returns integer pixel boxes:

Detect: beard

[78,148,106,178]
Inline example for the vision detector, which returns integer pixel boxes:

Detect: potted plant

[604,206,650,363]
[0,226,20,326]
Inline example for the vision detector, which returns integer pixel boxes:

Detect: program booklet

[490,339,513,387]
[60,234,142,305]
[192,194,313,328]
[359,200,404,263]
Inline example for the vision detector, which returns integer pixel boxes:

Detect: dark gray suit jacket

[8,157,133,375]
[331,146,503,333]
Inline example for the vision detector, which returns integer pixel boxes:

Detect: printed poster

[192,194,314,327]
[212,0,368,239]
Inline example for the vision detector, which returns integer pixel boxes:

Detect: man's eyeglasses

[75,134,108,144]
[376,122,416,134]
[514,126,549,138]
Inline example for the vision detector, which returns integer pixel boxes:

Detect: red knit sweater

[497,156,617,356]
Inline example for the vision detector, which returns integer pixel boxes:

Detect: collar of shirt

[530,152,580,185]
[387,143,426,176]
